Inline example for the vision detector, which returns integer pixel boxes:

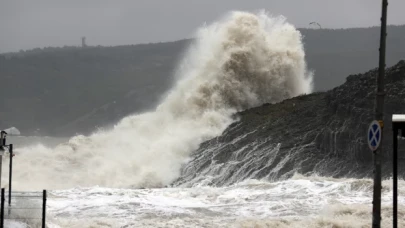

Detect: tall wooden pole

[372,1,388,227]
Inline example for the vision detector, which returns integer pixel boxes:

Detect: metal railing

[0,188,46,228]
[0,135,47,227]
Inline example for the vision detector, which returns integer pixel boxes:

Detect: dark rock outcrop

[174,60,405,187]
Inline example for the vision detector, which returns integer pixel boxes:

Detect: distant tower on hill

[82,37,87,48]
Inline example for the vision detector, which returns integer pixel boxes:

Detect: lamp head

[392,115,405,137]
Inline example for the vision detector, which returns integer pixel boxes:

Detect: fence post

[0,189,2,228]
[0,188,4,228]
[42,189,46,228]
[8,144,12,206]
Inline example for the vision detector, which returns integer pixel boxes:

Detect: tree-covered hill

[0,26,404,136]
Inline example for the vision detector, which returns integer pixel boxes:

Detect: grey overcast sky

[1,0,404,53]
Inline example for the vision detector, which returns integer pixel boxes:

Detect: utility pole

[372,0,388,227]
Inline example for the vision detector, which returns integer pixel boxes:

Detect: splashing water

[3,11,312,190]
[45,175,405,228]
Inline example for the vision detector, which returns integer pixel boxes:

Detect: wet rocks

[174,60,405,186]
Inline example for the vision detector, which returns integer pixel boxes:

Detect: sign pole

[372,0,388,227]
[368,119,383,227]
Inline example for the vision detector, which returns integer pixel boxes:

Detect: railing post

[0,155,2,190]
[0,188,4,228]
[42,189,46,228]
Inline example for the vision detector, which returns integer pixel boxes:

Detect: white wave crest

[4,11,312,190]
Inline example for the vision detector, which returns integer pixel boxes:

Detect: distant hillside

[0,26,404,136]
[300,25,405,90]
[0,40,190,136]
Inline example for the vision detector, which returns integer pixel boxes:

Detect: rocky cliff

[174,60,405,187]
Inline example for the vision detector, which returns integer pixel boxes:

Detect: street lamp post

[391,114,405,228]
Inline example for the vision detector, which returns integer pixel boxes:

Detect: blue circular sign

[368,120,382,151]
